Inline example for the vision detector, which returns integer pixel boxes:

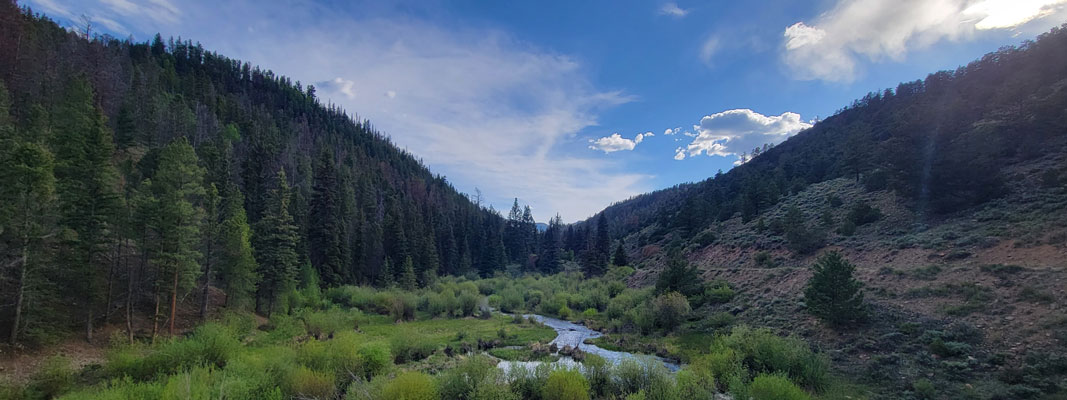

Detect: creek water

[495,314,681,373]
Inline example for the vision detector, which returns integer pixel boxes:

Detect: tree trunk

[125,236,134,343]
[9,240,28,345]
[104,245,118,323]
[199,244,213,321]
[151,284,160,343]
[169,267,178,335]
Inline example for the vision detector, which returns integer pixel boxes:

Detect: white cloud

[589,133,637,153]
[659,3,689,17]
[30,0,181,34]
[783,0,1067,82]
[589,131,653,153]
[699,36,719,66]
[664,127,681,135]
[678,109,811,162]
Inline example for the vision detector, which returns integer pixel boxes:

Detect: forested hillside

[0,3,595,345]
[593,24,1067,262]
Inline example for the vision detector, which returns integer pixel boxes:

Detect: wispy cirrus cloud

[783,0,1067,82]
[658,2,689,17]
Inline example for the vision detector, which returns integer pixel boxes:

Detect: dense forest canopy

[0,2,622,344]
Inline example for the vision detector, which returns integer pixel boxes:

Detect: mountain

[0,2,547,342]
[572,23,1067,397]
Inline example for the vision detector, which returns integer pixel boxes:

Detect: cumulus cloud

[783,0,1067,82]
[674,109,811,162]
[589,131,653,153]
[659,3,689,17]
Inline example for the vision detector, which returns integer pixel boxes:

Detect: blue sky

[26,0,1067,222]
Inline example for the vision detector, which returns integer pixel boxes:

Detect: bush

[436,355,502,400]
[382,371,437,400]
[615,359,676,400]
[458,292,480,317]
[107,323,240,380]
[25,355,75,399]
[847,202,882,226]
[358,342,393,380]
[543,369,590,400]
[652,292,690,332]
[748,374,810,400]
[302,308,358,338]
[912,378,937,399]
[675,369,714,400]
[500,288,525,313]
[285,366,336,399]
[703,280,735,304]
[390,332,436,364]
[717,325,829,391]
[581,355,614,399]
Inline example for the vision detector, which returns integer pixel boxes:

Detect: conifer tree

[50,77,122,343]
[537,214,563,274]
[0,83,57,344]
[399,256,417,291]
[308,151,344,286]
[612,242,628,267]
[583,213,610,276]
[804,252,867,327]
[254,170,299,317]
[152,138,205,335]
[655,250,702,298]
[216,185,258,309]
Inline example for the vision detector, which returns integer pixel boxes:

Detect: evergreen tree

[308,151,345,286]
[583,213,610,276]
[0,83,57,344]
[399,256,417,291]
[612,242,628,267]
[804,252,867,327]
[537,214,563,274]
[50,77,122,343]
[151,138,205,335]
[216,185,258,309]
[655,250,701,298]
[254,170,299,317]
[199,184,221,321]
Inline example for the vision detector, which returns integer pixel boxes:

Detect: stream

[495,314,681,373]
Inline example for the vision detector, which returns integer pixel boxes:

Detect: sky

[25,0,1067,222]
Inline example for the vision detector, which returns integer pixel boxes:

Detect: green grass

[488,347,560,362]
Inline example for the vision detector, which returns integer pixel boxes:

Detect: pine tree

[50,77,122,343]
[308,151,345,286]
[612,242,628,267]
[152,138,205,335]
[804,252,867,327]
[254,169,299,317]
[537,214,563,274]
[399,256,417,291]
[199,184,221,320]
[216,185,258,309]
[583,213,610,276]
[0,83,58,344]
[655,250,701,298]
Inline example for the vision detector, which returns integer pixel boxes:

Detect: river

[495,313,681,373]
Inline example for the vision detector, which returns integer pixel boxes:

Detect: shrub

[581,355,614,399]
[285,366,336,399]
[458,292,480,317]
[911,378,937,399]
[652,292,690,332]
[107,323,240,380]
[675,369,714,400]
[543,369,590,400]
[25,355,75,399]
[390,332,436,364]
[303,307,358,338]
[804,252,866,327]
[717,326,829,391]
[847,202,882,226]
[345,376,388,400]
[703,280,735,304]
[748,374,810,400]
[615,359,675,400]
[358,342,393,380]
[500,288,525,313]
[382,371,438,400]
[436,355,502,400]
